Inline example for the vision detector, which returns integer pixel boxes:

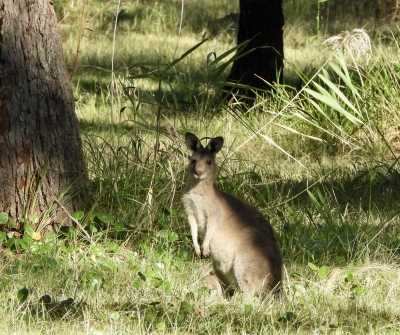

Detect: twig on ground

[53,198,93,245]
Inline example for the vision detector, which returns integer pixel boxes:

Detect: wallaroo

[182,132,283,299]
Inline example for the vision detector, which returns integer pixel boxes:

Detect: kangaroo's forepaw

[194,246,202,258]
[202,248,210,258]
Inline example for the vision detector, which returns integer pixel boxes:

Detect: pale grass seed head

[323,28,372,63]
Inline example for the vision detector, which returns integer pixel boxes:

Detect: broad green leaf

[308,262,319,271]
[5,238,15,248]
[23,234,33,243]
[145,312,155,322]
[341,270,354,283]
[179,300,194,313]
[354,286,367,296]
[156,322,166,330]
[96,212,112,223]
[107,242,119,252]
[145,270,157,278]
[179,249,189,260]
[138,272,146,281]
[113,223,124,232]
[44,232,54,241]
[17,287,29,303]
[91,245,105,255]
[244,304,253,312]
[0,231,5,241]
[89,224,98,233]
[17,239,29,250]
[25,225,34,235]
[0,212,8,224]
[44,257,58,268]
[30,243,40,254]
[168,231,178,242]
[29,215,39,224]
[102,256,116,270]
[318,266,329,279]
[162,281,171,294]
[73,211,85,220]
[85,271,102,288]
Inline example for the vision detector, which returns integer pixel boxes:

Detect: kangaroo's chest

[183,192,208,235]
[183,186,221,236]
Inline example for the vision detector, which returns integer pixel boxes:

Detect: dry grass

[323,28,372,63]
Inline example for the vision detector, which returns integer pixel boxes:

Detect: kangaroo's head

[185,132,224,181]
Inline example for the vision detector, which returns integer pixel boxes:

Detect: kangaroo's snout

[190,157,212,180]
[193,166,204,179]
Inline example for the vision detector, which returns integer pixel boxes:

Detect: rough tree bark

[0,0,89,232]
[225,0,284,101]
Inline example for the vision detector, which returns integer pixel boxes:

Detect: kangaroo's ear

[207,136,224,154]
[185,132,204,152]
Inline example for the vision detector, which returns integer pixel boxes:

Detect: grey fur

[182,132,283,298]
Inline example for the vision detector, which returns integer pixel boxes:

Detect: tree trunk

[0,0,89,233]
[224,0,284,102]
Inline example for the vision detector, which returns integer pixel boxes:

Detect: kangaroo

[182,132,283,299]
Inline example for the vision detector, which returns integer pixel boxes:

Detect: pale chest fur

[182,182,221,239]
[183,182,236,266]
[182,182,222,232]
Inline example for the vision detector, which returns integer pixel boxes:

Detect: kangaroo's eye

[206,160,212,165]
[191,159,196,164]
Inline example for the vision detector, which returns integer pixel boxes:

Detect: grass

[1,0,400,333]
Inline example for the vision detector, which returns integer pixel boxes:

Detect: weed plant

[1,0,400,334]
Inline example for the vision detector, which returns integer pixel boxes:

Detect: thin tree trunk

[224,0,284,102]
[0,0,89,232]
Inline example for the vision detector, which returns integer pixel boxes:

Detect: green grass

[1,0,400,333]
